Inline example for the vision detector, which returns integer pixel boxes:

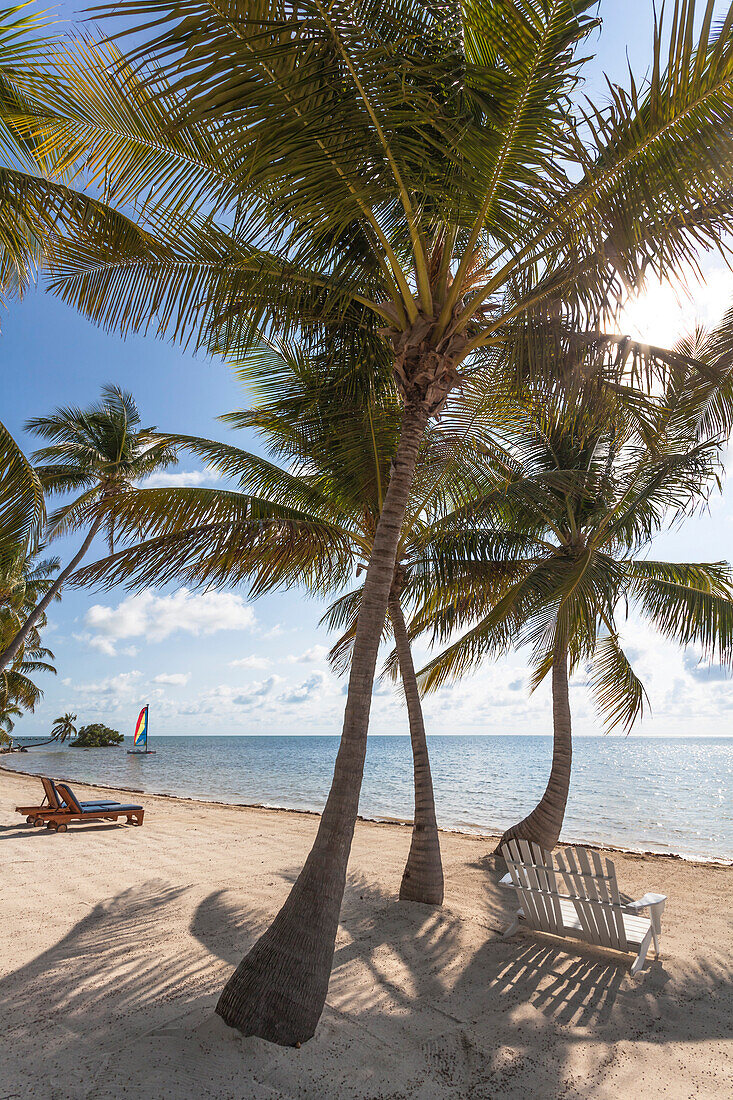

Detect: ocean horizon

[5,733,731,862]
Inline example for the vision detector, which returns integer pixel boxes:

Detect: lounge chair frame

[16,777,118,825]
[500,839,666,975]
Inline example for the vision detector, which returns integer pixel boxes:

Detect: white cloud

[229,655,272,670]
[152,672,190,686]
[73,670,142,697]
[286,644,329,664]
[281,671,328,704]
[84,588,256,655]
[233,676,283,708]
[137,467,221,489]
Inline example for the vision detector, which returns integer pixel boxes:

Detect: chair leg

[631,927,653,975]
[503,913,520,938]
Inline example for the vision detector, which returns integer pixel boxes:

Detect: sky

[5,1,733,738]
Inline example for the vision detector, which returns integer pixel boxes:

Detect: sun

[617,263,733,347]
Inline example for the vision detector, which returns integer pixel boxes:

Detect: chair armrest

[627,892,667,911]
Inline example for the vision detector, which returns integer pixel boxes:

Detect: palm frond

[589,632,648,733]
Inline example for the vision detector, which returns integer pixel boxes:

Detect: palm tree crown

[0,386,177,674]
[414,345,733,848]
[51,712,77,743]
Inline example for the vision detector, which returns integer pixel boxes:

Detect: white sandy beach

[1,766,731,1099]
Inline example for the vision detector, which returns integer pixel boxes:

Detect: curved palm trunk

[0,516,103,674]
[498,641,571,852]
[216,400,431,1045]
[388,593,443,905]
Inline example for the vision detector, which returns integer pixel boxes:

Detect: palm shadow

[1,863,730,1099]
[188,867,732,1097]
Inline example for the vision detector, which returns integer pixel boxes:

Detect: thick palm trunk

[388,593,443,905]
[216,400,431,1045]
[498,641,571,852]
[0,516,103,674]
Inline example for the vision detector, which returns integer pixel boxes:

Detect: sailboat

[126,704,156,755]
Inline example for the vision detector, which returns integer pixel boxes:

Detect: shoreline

[3,760,730,867]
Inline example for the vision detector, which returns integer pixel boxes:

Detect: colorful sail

[133,705,148,748]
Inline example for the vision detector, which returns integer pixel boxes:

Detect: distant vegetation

[72,724,123,748]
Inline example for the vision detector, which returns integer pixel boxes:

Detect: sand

[1,767,731,1100]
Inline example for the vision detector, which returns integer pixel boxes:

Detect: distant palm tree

[0,544,59,718]
[51,712,77,743]
[418,357,733,850]
[0,701,21,746]
[0,421,44,565]
[0,386,176,674]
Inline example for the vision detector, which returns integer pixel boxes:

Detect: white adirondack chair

[499,839,666,975]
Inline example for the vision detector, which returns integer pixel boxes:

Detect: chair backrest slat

[590,850,626,950]
[41,776,61,810]
[505,840,544,931]
[518,839,552,932]
[604,858,628,950]
[543,855,565,931]
[502,841,633,954]
[503,840,565,935]
[556,849,599,941]
[575,846,612,947]
[55,782,83,814]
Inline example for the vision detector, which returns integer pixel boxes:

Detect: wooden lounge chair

[16,777,118,826]
[38,781,145,832]
[500,839,666,975]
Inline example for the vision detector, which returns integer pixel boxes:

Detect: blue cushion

[80,803,143,814]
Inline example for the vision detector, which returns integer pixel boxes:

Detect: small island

[72,724,124,748]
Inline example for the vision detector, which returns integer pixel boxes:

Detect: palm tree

[416,360,733,851]
[0,386,176,674]
[0,5,157,311]
[35,0,733,1042]
[51,712,76,743]
[0,633,56,727]
[0,543,59,716]
[0,421,45,565]
[0,700,22,747]
[73,341,497,906]
[21,710,78,749]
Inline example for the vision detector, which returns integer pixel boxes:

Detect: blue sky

[5,1,733,737]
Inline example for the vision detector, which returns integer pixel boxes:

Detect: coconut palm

[0,386,176,674]
[0,700,21,738]
[34,0,733,1041]
[0,4,158,309]
[0,544,59,648]
[73,341,503,906]
[415,361,733,851]
[0,543,59,716]
[0,421,44,564]
[21,709,78,749]
[0,628,55,722]
[51,712,76,742]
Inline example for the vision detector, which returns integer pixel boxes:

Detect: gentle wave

[4,734,732,861]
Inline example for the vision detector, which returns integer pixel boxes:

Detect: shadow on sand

[1,864,730,1099]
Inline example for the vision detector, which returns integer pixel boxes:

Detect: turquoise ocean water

[5,734,731,861]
